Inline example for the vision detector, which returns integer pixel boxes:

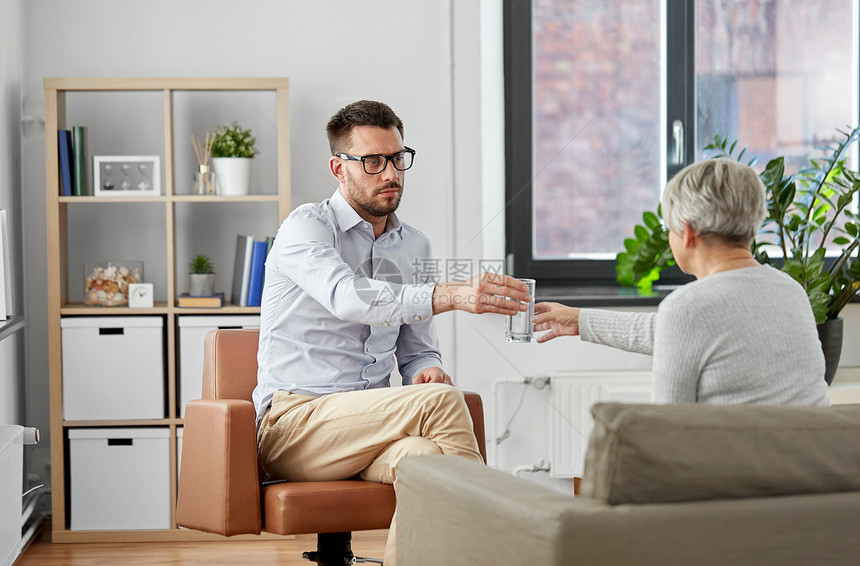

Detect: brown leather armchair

[176,328,486,565]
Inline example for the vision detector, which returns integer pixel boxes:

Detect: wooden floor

[15,529,389,565]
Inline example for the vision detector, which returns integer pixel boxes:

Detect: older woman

[534,159,829,406]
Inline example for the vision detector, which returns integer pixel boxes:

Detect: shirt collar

[330,189,363,232]
[330,188,403,238]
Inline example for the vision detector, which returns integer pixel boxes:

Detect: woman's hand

[533,302,581,343]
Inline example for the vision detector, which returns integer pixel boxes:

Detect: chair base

[302,532,383,565]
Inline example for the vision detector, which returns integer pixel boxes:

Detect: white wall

[0,0,25,426]
[21,0,463,475]
[19,0,860,494]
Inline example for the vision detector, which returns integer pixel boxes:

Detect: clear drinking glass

[505,278,535,343]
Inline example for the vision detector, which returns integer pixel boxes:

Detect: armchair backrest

[202,328,261,401]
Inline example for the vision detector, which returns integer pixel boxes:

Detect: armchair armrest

[176,399,262,536]
[462,392,486,463]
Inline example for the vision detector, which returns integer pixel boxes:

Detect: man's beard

[345,169,403,218]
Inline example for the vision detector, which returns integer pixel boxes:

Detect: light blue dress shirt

[252,189,441,421]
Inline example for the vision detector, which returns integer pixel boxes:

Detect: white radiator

[0,426,23,566]
[548,371,652,478]
[1,426,38,566]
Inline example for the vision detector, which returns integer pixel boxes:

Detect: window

[506,0,858,288]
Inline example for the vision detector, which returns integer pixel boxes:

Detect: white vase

[211,157,252,196]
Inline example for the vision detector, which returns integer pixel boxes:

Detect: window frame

[503,0,739,290]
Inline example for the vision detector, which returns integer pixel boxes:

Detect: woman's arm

[651,298,702,403]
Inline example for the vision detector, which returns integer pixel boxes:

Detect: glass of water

[505,278,535,343]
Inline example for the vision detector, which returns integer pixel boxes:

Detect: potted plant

[617,126,860,383]
[210,121,258,196]
[189,254,216,297]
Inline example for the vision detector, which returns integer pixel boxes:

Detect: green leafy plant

[210,121,258,158]
[615,205,674,294]
[616,126,860,324]
[189,254,215,274]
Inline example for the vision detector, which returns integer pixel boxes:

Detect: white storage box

[177,315,259,417]
[68,427,170,530]
[62,317,165,421]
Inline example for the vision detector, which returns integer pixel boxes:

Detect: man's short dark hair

[326,100,404,155]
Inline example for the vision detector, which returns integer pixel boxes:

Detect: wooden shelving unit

[44,77,291,542]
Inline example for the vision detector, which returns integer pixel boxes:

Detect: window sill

[535,285,680,308]
[0,315,25,342]
[537,284,860,309]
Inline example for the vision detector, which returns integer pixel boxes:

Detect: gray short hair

[661,159,767,246]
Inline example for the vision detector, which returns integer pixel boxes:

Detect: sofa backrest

[580,402,860,505]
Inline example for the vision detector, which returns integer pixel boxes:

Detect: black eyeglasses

[335,147,416,175]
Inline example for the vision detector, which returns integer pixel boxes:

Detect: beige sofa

[396,402,860,565]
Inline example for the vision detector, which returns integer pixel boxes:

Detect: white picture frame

[93,155,161,197]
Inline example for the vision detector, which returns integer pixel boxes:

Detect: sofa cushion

[580,402,860,505]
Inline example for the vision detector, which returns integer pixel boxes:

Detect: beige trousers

[257,383,483,565]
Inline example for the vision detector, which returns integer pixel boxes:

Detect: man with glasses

[253,100,530,564]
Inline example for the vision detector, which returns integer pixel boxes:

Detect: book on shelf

[177,292,224,308]
[231,235,254,307]
[72,126,88,196]
[246,240,267,307]
[262,235,275,288]
[57,130,73,196]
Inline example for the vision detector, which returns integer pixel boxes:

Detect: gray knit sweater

[579,265,830,406]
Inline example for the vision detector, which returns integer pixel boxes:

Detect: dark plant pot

[817,317,843,386]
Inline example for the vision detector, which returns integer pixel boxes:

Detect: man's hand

[533,302,581,343]
[411,367,453,385]
[432,273,531,315]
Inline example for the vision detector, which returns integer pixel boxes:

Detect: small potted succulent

[189,254,216,297]
[210,121,259,196]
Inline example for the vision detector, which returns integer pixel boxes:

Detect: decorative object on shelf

[191,133,215,196]
[128,282,154,309]
[83,261,143,307]
[210,121,258,196]
[93,156,160,197]
[616,127,860,383]
[188,254,215,297]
